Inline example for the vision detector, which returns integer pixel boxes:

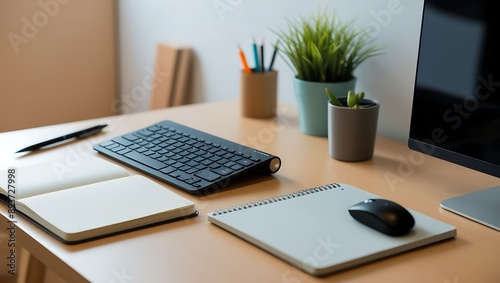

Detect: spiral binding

[209,183,341,216]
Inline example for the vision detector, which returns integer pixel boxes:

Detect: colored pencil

[252,39,260,72]
[238,45,252,74]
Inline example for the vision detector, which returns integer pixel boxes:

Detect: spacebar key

[124,151,166,170]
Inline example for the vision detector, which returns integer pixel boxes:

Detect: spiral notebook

[208,183,456,276]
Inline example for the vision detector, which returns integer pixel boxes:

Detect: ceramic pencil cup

[240,70,277,118]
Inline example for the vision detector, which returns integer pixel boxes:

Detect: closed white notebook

[208,183,456,276]
[16,175,197,243]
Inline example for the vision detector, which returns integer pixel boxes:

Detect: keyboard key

[157,129,168,135]
[218,152,231,159]
[216,158,229,165]
[103,142,120,149]
[186,161,199,167]
[209,155,222,162]
[185,153,198,160]
[124,151,167,170]
[149,153,162,159]
[177,173,200,184]
[170,154,183,160]
[178,165,191,172]
[207,147,219,154]
[185,168,198,174]
[170,134,183,140]
[156,136,168,142]
[237,159,253,166]
[200,159,212,166]
[99,141,116,148]
[195,169,221,182]
[194,164,207,170]
[164,152,175,158]
[150,146,162,152]
[144,143,156,149]
[211,167,233,176]
[147,126,161,132]
[224,161,237,168]
[129,144,140,150]
[157,149,169,155]
[178,151,191,156]
[157,156,168,162]
[165,159,177,165]
[200,145,213,151]
[230,164,244,171]
[138,129,153,137]
[201,153,213,159]
[123,134,140,142]
[193,156,205,163]
[113,137,134,147]
[168,170,181,178]
[193,150,206,156]
[160,166,176,174]
[208,163,220,169]
[110,145,126,152]
[171,162,184,169]
[117,148,132,155]
[230,156,242,162]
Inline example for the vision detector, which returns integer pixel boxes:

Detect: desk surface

[1,100,499,282]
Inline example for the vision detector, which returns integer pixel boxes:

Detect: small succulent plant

[325,88,366,109]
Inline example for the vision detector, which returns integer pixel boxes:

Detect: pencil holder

[240,70,277,118]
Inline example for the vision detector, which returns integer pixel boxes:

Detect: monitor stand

[441,186,500,231]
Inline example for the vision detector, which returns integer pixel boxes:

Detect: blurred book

[150,43,192,109]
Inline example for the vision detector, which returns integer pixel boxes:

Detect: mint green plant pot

[293,77,356,136]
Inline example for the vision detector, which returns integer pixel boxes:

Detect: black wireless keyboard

[93,120,281,194]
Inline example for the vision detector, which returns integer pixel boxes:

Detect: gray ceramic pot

[327,98,379,161]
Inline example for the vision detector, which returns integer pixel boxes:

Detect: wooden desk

[1,100,498,282]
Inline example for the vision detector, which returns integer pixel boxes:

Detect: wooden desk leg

[17,248,46,283]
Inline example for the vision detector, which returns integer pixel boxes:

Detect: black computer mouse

[348,199,415,236]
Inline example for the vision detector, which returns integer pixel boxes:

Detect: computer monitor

[408,0,500,230]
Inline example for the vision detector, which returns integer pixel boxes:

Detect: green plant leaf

[325,88,344,107]
[347,90,357,108]
[357,91,365,101]
[272,10,384,82]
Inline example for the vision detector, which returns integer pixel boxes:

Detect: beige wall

[0,0,117,132]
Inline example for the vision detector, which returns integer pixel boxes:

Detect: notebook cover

[17,207,198,245]
[16,175,197,244]
[208,183,456,276]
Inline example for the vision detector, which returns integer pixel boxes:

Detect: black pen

[268,40,279,72]
[16,124,108,153]
[260,40,265,73]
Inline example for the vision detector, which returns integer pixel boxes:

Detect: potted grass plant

[326,89,379,161]
[274,10,382,136]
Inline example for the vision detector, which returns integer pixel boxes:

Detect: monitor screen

[408,0,500,230]
[409,0,500,177]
